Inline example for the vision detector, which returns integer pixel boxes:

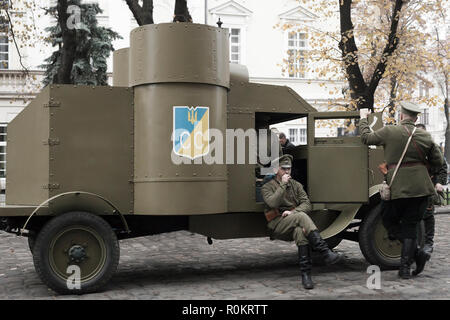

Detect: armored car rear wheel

[359,203,400,269]
[32,212,120,295]
[358,202,425,270]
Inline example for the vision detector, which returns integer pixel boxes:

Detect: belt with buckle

[387,162,424,170]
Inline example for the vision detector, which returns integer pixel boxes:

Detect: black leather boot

[398,238,416,279]
[307,230,341,265]
[412,244,428,276]
[422,213,435,258]
[298,245,314,290]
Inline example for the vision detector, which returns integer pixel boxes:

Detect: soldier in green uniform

[261,154,341,290]
[415,123,447,258]
[359,102,444,279]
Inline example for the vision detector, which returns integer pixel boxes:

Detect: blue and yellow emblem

[173,106,209,159]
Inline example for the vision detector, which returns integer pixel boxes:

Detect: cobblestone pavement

[0,215,448,300]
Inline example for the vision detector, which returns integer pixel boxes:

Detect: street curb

[434,205,450,215]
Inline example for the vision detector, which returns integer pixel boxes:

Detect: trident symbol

[188,109,198,125]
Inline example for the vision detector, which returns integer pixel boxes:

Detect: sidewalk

[434,205,450,214]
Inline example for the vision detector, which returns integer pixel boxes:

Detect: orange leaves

[275,0,447,110]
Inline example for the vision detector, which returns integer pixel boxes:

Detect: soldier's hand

[281,174,291,184]
[359,108,371,119]
[282,210,292,217]
[435,183,444,192]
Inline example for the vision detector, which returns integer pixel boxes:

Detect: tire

[358,202,425,270]
[32,212,120,295]
[28,236,36,254]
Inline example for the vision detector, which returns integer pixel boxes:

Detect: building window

[227,28,241,64]
[0,125,5,142]
[418,109,429,126]
[0,12,8,70]
[288,127,307,145]
[289,128,298,144]
[0,124,6,178]
[299,128,307,144]
[419,83,429,98]
[0,35,8,69]
[0,148,5,178]
[287,32,307,78]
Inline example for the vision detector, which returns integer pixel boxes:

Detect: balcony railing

[0,70,45,95]
[0,70,114,96]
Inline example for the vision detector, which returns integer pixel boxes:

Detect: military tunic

[262,177,317,246]
[360,118,443,199]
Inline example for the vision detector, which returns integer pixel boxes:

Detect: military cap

[278,154,293,168]
[399,101,422,116]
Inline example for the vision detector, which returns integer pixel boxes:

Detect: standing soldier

[415,123,448,258]
[359,102,443,279]
[261,154,341,290]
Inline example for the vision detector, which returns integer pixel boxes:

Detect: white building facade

[0,0,447,188]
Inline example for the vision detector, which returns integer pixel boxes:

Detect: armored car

[0,23,415,294]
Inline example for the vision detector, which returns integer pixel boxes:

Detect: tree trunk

[56,0,77,84]
[338,0,404,111]
[173,0,192,22]
[387,77,398,124]
[444,97,450,164]
[125,0,154,26]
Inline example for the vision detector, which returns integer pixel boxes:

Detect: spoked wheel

[32,212,120,295]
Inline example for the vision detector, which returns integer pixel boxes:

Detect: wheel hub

[68,245,87,263]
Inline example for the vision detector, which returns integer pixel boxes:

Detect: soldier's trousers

[423,197,435,246]
[382,196,428,240]
[267,211,317,246]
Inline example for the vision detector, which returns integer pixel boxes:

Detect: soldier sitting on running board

[261,154,342,290]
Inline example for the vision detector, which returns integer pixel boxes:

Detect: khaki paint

[47,86,134,214]
[113,48,130,87]
[130,23,229,215]
[6,87,50,205]
[129,23,229,89]
[307,112,369,203]
[5,85,134,215]
[133,84,228,215]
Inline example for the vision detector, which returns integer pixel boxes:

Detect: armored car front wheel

[32,211,120,295]
[28,235,36,254]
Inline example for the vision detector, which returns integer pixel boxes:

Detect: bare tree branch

[338,0,367,107]
[4,3,29,74]
[368,0,404,95]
